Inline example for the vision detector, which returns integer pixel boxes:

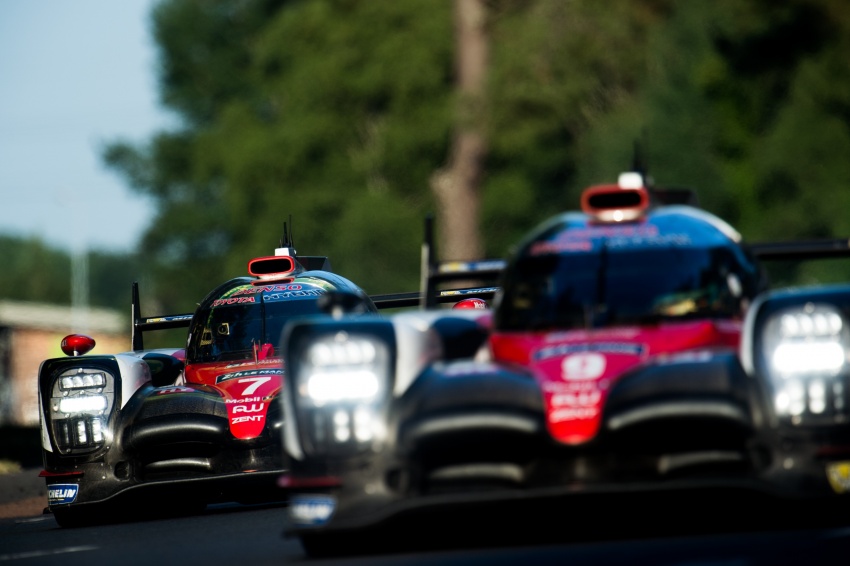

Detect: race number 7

[238,376,272,395]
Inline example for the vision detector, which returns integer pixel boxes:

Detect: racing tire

[298,531,382,558]
[51,506,103,528]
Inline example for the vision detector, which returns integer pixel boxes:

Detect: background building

[0,301,129,426]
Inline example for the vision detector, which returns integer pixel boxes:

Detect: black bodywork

[276,188,850,557]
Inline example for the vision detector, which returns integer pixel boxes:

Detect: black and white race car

[37,231,388,527]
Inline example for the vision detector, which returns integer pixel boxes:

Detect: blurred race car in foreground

[36,229,391,527]
[278,172,850,556]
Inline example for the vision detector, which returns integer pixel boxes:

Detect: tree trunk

[430,0,488,261]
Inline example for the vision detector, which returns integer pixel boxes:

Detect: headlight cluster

[302,337,384,405]
[294,331,391,455]
[759,303,849,421]
[50,367,115,454]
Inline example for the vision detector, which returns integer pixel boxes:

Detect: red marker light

[60,334,96,357]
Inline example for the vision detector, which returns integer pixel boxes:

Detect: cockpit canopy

[185,275,374,364]
[494,208,763,332]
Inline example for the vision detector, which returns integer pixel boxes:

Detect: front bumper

[282,431,850,539]
[283,472,850,542]
[44,466,287,515]
[43,438,286,513]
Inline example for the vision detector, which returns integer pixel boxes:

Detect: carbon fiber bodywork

[278,180,850,556]
[38,252,378,527]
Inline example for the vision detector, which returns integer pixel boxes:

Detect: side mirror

[142,352,185,387]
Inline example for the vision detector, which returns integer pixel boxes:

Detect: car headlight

[300,336,386,406]
[49,367,117,454]
[746,291,850,424]
[284,321,395,457]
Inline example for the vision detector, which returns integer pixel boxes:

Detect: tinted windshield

[186,296,322,363]
[496,246,755,331]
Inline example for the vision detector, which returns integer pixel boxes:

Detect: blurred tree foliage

[0,235,143,314]
[83,0,850,314]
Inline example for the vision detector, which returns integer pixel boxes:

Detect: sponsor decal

[605,233,691,248]
[232,403,265,413]
[231,283,328,301]
[225,396,268,404]
[561,353,606,381]
[530,241,593,254]
[262,290,325,301]
[529,224,693,254]
[827,462,850,493]
[559,225,660,240]
[289,495,337,526]
[548,407,599,422]
[155,386,194,395]
[146,315,193,323]
[439,361,501,377]
[535,342,644,360]
[545,328,641,342]
[440,287,500,297]
[233,284,306,295]
[216,369,281,383]
[232,415,264,424]
[48,484,79,505]
[212,297,256,306]
[551,389,601,407]
[543,380,609,393]
[548,386,602,423]
[655,350,713,364]
[224,359,280,369]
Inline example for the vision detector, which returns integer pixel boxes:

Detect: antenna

[631,131,652,187]
[288,215,294,250]
[276,215,297,257]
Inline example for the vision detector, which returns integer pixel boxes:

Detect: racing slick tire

[298,531,381,558]
[51,506,103,528]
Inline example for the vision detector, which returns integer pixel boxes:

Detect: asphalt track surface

[1,500,850,566]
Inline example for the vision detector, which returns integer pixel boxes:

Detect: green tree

[105,0,850,311]
[0,236,71,304]
[0,234,144,320]
[105,0,455,309]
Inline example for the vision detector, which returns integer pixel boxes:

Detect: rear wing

[131,282,193,351]
[417,215,503,310]
[130,227,502,349]
[369,217,502,309]
[748,239,850,260]
[369,279,502,310]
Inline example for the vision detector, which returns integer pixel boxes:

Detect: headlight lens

[292,329,392,456]
[60,372,106,390]
[299,334,388,407]
[50,367,116,454]
[58,395,107,414]
[760,303,850,420]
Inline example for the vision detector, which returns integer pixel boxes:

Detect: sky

[0,0,171,254]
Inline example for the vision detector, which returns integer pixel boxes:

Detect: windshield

[186,296,322,363]
[495,245,755,332]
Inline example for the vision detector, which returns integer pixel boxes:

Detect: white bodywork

[38,349,183,452]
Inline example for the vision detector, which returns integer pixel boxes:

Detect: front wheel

[299,531,382,558]
[51,505,103,528]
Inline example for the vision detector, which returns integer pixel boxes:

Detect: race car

[277,172,850,556]
[37,232,384,527]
